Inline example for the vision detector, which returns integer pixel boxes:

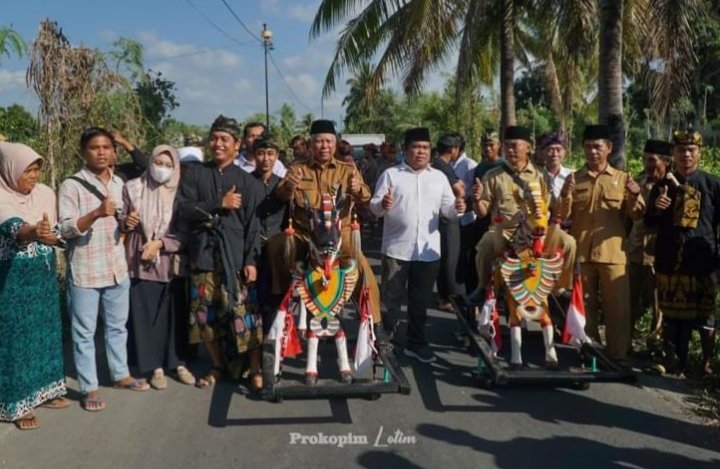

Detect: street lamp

[261,23,273,130]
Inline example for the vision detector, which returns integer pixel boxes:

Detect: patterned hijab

[124,145,180,242]
[0,142,56,225]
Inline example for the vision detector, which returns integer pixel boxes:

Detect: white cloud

[0,70,27,93]
[261,0,319,23]
[138,32,242,69]
[284,73,318,95]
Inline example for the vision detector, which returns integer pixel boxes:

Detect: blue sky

[1,0,449,128]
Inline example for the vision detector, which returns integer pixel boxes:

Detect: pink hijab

[124,145,180,241]
[0,141,57,226]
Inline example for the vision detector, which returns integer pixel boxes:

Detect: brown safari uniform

[557,165,645,359]
[625,174,661,333]
[474,162,576,292]
[270,158,382,322]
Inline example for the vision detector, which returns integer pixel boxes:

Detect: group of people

[0,114,717,433]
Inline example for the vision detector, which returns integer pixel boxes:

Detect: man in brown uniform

[271,120,381,324]
[557,124,645,361]
[626,140,672,344]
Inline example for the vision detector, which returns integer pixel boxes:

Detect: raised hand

[626,174,641,196]
[284,168,302,193]
[96,196,117,218]
[655,185,672,210]
[126,204,141,230]
[560,172,575,198]
[472,177,484,202]
[222,185,242,210]
[455,196,466,214]
[381,185,394,210]
[349,169,361,196]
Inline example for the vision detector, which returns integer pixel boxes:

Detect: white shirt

[451,152,478,225]
[235,152,287,178]
[547,165,573,199]
[370,162,458,262]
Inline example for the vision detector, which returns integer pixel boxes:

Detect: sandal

[81,394,107,412]
[41,397,71,409]
[113,377,150,392]
[176,366,196,386]
[14,413,39,430]
[196,367,223,389]
[150,370,168,390]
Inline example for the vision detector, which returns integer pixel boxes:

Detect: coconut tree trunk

[598,0,625,169]
[500,0,517,130]
[544,53,565,130]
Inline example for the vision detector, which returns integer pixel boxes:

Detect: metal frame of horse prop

[453,180,635,388]
[263,189,410,401]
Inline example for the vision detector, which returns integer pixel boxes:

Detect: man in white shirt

[540,130,573,198]
[370,127,466,363]
[234,122,287,177]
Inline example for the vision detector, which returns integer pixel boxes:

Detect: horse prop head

[305,190,346,288]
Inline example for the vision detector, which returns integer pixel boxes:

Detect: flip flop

[113,378,150,392]
[14,414,39,430]
[41,397,71,409]
[196,367,223,389]
[81,396,107,412]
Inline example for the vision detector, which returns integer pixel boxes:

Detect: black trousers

[438,220,463,300]
[381,256,440,346]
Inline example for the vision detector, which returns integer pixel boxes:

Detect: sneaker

[404,344,436,363]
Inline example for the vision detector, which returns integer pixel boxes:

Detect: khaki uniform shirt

[624,174,657,265]
[277,158,371,234]
[558,165,645,265]
[478,161,553,239]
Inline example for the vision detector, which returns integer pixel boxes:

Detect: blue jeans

[68,277,131,393]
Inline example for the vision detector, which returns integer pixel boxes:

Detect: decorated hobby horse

[268,190,377,386]
[479,179,563,369]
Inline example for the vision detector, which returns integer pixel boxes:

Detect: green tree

[135,69,179,147]
[0,26,26,63]
[0,104,38,143]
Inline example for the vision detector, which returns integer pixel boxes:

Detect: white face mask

[150,165,173,184]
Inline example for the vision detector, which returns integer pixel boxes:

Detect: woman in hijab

[0,142,68,430]
[123,145,194,389]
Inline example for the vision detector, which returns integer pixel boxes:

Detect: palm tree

[0,26,26,64]
[342,62,375,130]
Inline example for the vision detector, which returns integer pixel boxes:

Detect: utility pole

[261,23,273,130]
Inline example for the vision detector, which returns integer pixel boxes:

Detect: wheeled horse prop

[454,180,635,389]
[263,189,410,401]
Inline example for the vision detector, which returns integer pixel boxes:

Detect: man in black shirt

[178,115,264,390]
[432,134,465,311]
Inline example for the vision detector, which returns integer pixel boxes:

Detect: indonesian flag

[562,266,590,347]
[269,281,303,358]
[476,275,502,354]
[354,285,376,374]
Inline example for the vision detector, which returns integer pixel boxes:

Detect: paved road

[2,245,720,469]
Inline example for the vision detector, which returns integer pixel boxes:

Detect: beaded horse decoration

[493,179,563,368]
[269,190,360,385]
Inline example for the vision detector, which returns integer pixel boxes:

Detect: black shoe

[404,344,436,363]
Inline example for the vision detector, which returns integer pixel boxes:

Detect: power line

[220,0,263,44]
[268,51,315,114]
[185,0,250,48]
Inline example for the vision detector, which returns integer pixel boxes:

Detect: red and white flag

[477,276,502,354]
[354,285,376,374]
[562,266,590,347]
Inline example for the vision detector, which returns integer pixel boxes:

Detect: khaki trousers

[581,262,631,359]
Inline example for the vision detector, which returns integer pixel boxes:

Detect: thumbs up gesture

[125,204,141,231]
[222,184,243,210]
[349,169,361,196]
[655,185,672,210]
[382,185,394,210]
[560,172,575,198]
[455,195,467,214]
[472,177,484,202]
[626,173,641,196]
[96,196,117,218]
[35,212,58,245]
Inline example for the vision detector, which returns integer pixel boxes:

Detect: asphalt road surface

[2,240,720,469]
